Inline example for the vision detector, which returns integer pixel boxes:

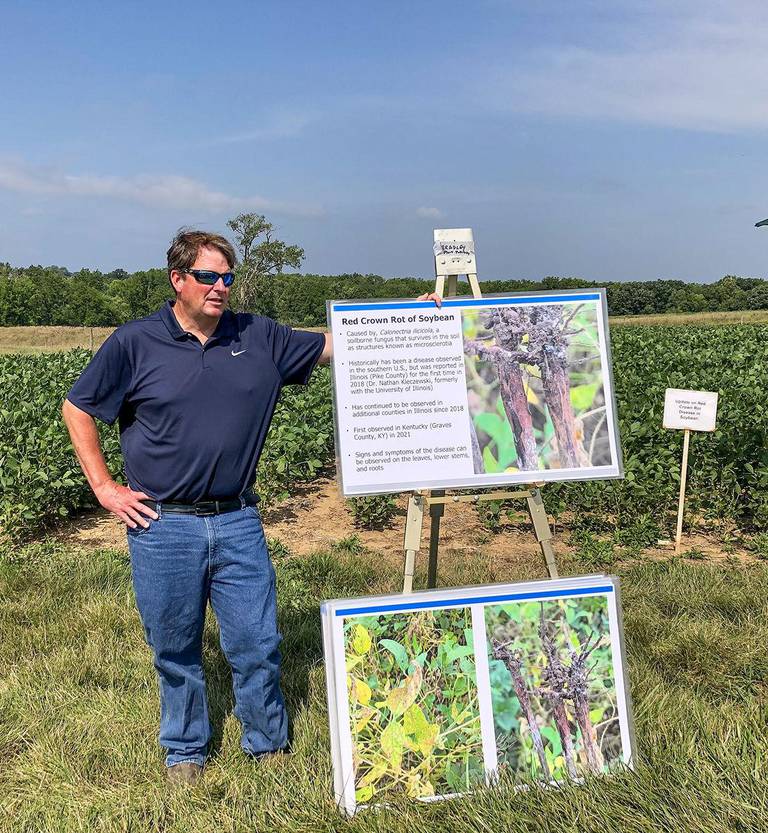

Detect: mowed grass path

[4,310,768,354]
[0,326,114,354]
[0,325,327,354]
[2,540,768,832]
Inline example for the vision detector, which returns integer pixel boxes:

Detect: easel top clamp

[401,228,560,593]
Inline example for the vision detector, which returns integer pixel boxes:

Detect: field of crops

[550,322,768,531]
[0,350,332,541]
[1,321,768,541]
[3,322,768,830]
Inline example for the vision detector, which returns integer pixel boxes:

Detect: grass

[2,539,768,831]
[0,326,114,354]
[609,309,768,327]
[0,325,326,354]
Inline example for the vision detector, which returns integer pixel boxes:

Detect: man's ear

[169,270,186,294]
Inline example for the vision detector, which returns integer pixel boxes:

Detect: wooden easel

[401,228,559,593]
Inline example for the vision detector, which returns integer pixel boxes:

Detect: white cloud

[0,159,323,217]
[213,110,315,145]
[486,1,768,133]
[416,206,445,219]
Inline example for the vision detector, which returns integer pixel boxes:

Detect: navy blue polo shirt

[67,301,325,502]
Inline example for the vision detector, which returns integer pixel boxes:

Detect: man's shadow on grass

[201,601,324,756]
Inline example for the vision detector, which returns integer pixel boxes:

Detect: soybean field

[2,321,768,542]
[0,350,333,541]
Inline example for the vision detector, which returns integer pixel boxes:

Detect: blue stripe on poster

[334,584,614,617]
[331,294,601,312]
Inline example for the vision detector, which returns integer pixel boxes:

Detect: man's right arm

[62,399,158,529]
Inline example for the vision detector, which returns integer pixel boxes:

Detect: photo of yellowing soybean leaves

[343,608,484,803]
[485,596,623,782]
[462,302,612,474]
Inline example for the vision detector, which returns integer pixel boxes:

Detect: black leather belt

[140,492,259,516]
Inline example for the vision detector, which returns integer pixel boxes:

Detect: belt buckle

[195,501,217,516]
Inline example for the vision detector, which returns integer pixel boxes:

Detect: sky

[2,0,768,282]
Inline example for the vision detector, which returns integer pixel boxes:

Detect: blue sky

[2,0,768,282]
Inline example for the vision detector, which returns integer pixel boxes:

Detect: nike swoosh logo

[231,349,247,357]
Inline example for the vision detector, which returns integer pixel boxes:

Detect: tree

[226,213,304,317]
[710,277,747,311]
[22,266,70,325]
[0,273,36,325]
[59,270,124,326]
[105,268,130,281]
[746,285,768,310]
[109,269,170,320]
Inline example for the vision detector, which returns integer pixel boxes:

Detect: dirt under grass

[608,309,768,327]
[0,325,114,354]
[55,476,759,583]
[5,474,766,831]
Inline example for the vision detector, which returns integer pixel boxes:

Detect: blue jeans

[127,502,286,767]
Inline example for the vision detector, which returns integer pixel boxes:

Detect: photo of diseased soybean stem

[462,302,611,474]
[484,597,623,783]
[343,608,484,803]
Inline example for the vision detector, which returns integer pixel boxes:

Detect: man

[63,230,331,784]
[63,228,439,785]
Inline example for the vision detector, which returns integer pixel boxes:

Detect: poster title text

[341,313,456,325]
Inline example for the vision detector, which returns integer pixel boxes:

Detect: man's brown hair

[166,229,237,284]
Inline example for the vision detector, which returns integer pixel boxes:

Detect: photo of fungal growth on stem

[462,301,613,474]
[343,608,484,803]
[484,596,624,783]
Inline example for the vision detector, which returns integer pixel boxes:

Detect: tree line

[3,265,768,328]
[2,211,766,327]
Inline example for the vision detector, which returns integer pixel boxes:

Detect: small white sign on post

[663,388,719,553]
[663,388,719,432]
[433,227,476,276]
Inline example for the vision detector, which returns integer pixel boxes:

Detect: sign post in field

[663,388,719,553]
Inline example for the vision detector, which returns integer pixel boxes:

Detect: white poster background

[328,290,623,496]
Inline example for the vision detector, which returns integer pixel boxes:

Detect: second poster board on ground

[322,574,635,815]
[327,289,623,495]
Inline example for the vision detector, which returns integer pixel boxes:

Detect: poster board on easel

[327,229,623,589]
[327,286,622,493]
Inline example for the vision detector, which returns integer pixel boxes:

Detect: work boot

[166,762,203,786]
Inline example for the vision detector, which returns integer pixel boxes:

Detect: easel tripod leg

[526,489,559,579]
[427,490,445,588]
[402,494,425,593]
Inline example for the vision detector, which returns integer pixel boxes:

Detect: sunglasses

[184,269,236,287]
